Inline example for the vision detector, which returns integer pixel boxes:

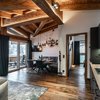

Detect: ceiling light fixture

[52,2,59,9]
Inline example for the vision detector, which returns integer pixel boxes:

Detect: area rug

[8,81,47,100]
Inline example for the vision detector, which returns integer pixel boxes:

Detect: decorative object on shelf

[46,37,58,47]
[38,44,42,51]
[36,34,43,51]
[32,45,42,52]
[42,29,58,47]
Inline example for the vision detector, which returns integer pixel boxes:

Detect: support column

[17,42,20,69]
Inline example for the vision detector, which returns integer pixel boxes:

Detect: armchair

[0,77,8,100]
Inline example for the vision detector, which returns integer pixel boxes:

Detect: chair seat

[27,60,37,73]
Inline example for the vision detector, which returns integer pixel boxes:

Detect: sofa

[0,77,8,100]
[42,56,58,73]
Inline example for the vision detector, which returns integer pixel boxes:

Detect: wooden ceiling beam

[0,27,7,35]
[41,25,58,33]
[20,26,33,34]
[24,9,37,14]
[0,26,27,41]
[0,11,11,19]
[7,32,29,41]
[1,10,48,27]
[33,19,48,36]
[35,25,58,37]
[32,0,63,25]
[7,28,21,36]
[34,22,58,37]
[60,3,100,10]
[31,23,38,29]
[0,0,39,10]
[11,27,30,38]
[26,25,36,31]
[0,18,1,29]
[3,10,24,15]
[42,21,57,31]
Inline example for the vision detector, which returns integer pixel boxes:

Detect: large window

[9,41,17,56]
[20,43,27,68]
[9,41,18,71]
[9,41,27,71]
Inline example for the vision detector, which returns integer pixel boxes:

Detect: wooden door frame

[66,32,88,79]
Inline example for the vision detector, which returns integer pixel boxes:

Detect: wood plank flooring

[7,65,93,100]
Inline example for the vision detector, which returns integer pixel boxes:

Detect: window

[80,41,85,64]
[9,41,18,71]
[9,41,27,71]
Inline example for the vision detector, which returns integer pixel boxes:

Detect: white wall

[59,10,100,78]
[74,35,85,41]
[31,10,100,78]
[31,28,59,60]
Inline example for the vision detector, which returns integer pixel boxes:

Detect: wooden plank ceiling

[0,0,100,41]
[56,0,100,10]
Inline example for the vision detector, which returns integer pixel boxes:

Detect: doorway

[66,33,87,79]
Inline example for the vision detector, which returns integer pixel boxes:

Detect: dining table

[28,59,53,72]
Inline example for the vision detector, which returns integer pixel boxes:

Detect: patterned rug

[8,81,47,100]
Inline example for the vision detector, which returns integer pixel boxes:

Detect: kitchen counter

[90,63,100,90]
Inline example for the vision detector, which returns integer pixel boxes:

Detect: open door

[66,33,87,79]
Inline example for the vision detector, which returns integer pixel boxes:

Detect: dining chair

[36,60,47,73]
[27,60,37,73]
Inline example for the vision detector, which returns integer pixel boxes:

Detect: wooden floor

[7,64,93,100]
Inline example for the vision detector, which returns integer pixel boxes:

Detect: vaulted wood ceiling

[0,0,100,41]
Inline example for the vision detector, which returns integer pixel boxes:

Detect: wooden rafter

[34,21,58,37]
[1,10,48,27]
[0,0,39,10]
[42,22,57,31]
[7,32,29,41]
[0,18,1,29]
[26,25,36,31]
[31,23,38,29]
[33,19,48,36]
[0,27,7,35]
[24,9,38,14]
[41,25,58,33]
[35,25,58,37]
[1,10,24,15]
[42,20,55,28]
[0,11,12,19]
[60,3,100,10]
[32,0,63,25]
[11,27,30,38]
[20,26,33,34]
[7,28,21,36]
[0,26,28,41]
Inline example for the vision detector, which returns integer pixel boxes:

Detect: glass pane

[9,41,18,71]
[20,43,27,68]
[80,41,85,53]
[80,55,85,63]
